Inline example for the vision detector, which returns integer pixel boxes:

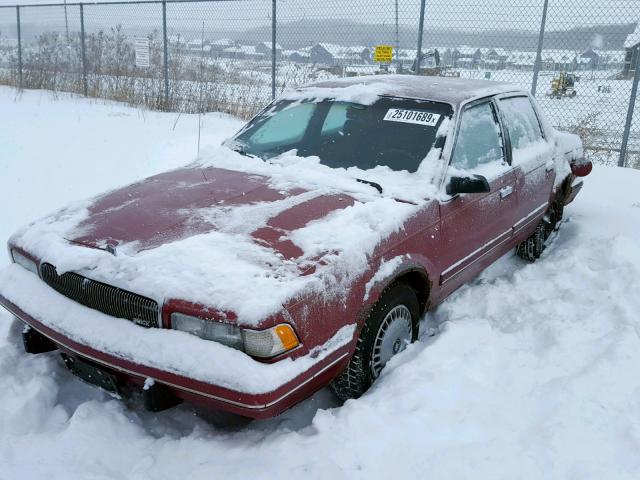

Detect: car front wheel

[331,283,419,401]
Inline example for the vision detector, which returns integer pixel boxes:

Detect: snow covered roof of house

[211,38,235,46]
[454,45,480,56]
[283,49,311,58]
[223,45,262,55]
[297,74,520,106]
[314,43,367,59]
[624,23,640,49]
[506,51,537,64]
[258,41,283,50]
[487,48,509,57]
[541,50,578,63]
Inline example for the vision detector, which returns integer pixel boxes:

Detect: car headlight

[10,249,39,275]
[171,312,300,358]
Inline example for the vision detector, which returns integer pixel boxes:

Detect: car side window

[321,102,349,135]
[451,102,505,172]
[498,96,544,150]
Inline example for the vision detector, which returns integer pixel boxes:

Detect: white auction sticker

[383,109,440,126]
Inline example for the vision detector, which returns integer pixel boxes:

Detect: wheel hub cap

[371,305,412,378]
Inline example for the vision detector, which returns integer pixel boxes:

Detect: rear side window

[321,103,349,135]
[451,102,504,171]
[498,96,544,150]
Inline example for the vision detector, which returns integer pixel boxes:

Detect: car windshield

[231,97,453,173]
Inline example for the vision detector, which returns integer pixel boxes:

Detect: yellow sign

[374,45,394,63]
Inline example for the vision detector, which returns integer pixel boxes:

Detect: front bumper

[0,267,353,419]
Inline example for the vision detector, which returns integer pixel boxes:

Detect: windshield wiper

[356,178,383,194]
[225,140,256,158]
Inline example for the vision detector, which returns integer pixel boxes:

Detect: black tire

[331,283,420,401]
[516,222,546,262]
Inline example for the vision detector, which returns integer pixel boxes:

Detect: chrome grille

[40,263,159,328]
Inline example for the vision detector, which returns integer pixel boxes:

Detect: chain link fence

[0,0,638,167]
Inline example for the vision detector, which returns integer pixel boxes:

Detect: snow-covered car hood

[8,149,427,325]
[66,165,355,260]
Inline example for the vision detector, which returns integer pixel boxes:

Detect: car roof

[300,74,523,107]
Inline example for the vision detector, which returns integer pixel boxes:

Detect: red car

[0,76,591,418]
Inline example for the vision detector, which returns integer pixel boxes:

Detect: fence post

[80,3,88,96]
[16,5,22,89]
[619,45,640,168]
[162,0,169,110]
[414,0,426,74]
[531,0,549,96]
[271,0,276,100]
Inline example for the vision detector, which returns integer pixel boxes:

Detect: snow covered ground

[1,86,640,479]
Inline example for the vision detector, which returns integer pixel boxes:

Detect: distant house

[186,39,211,54]
[309,44,334,65]
[451,46,482,68]
[255,41,283,58]
[601,50,625,71]
[623,23,640,78]
[579,48,601,70]
[221,45,265,60]
[483,48,509,70]
[283,48,311,63]
[309,43,370,66]
[507,51,537,70]
[210,38,235,56]
[540,50,577,71]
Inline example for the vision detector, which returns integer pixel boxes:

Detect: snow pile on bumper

[0,264,355,394]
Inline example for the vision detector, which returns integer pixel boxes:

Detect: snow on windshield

[232,97,453,175]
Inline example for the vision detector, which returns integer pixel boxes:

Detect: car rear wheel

[331,283,419,401]
[516,222,546,262]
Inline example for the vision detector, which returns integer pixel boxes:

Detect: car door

[437,98,518,293]
[496,95,555,239]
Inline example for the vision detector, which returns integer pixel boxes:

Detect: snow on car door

[497,95,555,238]
[438,100,518,292]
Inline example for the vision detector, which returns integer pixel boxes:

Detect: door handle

[500,185,513,199]
[546,160,555,172]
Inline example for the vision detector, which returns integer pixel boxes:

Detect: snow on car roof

[294,74,521,106]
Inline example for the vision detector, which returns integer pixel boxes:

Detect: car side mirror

[446,175,490,195]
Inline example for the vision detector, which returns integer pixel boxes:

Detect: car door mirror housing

[570,158,592,177]
[446,175,491,195]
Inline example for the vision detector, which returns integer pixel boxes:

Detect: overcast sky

[0,0,637,34]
